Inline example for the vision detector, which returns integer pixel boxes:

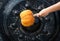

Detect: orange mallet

[20,10,35,27]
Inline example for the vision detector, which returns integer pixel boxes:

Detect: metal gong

[3,0,59,41]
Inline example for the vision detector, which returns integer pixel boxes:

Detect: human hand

[33,8,49,17]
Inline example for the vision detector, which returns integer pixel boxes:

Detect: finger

[36,14,40,17]
[33,14,37,16]
[33,13,38,16]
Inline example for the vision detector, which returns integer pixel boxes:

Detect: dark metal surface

[1,0,59,41]
[0,34,3,41]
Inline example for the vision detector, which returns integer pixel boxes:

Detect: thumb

[33,13,40,17]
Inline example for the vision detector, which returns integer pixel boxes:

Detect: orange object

[20,10,35,27]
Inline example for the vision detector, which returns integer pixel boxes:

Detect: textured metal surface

[0,34,3,41]
[3,0,59,41]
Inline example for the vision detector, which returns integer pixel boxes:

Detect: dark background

[0,0,60,41]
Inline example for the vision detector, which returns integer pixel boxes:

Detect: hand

[33,8,49,17]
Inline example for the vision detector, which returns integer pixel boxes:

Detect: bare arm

[34,2,60,17]
[46,2,60,13]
